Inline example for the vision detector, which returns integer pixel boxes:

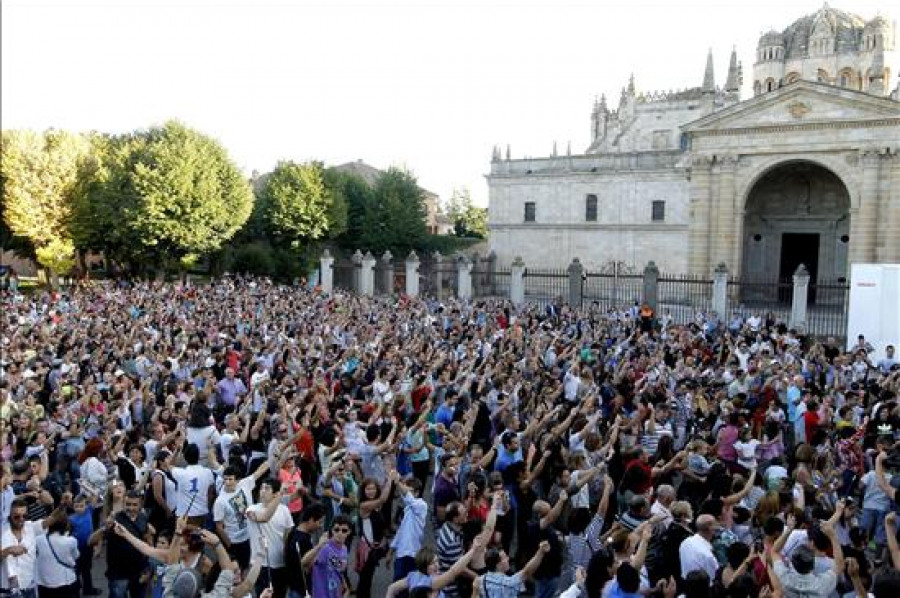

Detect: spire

[702,48,715,93]
[599,94,607,111]
[551,141,558,157]
[627,73,635,94]
[725,46,740,92]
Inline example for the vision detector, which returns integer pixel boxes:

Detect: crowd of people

[0,275,899,598]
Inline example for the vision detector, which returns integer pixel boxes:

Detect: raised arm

[518,540,550,580]
[112,520,172,562]
[541,490,568,529]
[724,468,757,506]
[885,512,900,571]
[431,537,484,590]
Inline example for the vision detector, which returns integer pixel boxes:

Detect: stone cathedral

[486,5,900,283]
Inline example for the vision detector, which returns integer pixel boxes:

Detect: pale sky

[3,0,897,207]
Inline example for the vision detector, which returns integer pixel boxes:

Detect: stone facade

[487,6,900,279]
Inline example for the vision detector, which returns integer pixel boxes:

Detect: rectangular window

[524,202,536,222]
[651,200,665,222]
[585,194,598,222]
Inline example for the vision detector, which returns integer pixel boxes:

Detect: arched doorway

[741,161,851,294]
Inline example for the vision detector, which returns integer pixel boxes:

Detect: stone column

[567,257,584,307]
[486,251,498,295]
[849,151,880,264]
[888,155,900,263]
[379,251,393,295]
[642,261,659,312]
[319,249,334,294]
[351,250,363,293]
[789,264,810,331]
[470,252,481,297]
[687,155,714,275]
[510,256,525,305]
[456,255,473,300]
[712,155,737,269]
[712,262,729,320]
[360,251,376,295]
[405,252,419,297]
[877,154,899,262]
[432,252,444,300]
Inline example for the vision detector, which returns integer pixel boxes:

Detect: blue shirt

[391,494,428,558]
[69,506,94,549]
[435,403,455,428]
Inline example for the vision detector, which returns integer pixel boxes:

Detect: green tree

[362,167,427,253]
[74,122,252,272]
[446,187,488,238]
[257,160,345,248]
[1,129,95,279]
[325,169,374,251]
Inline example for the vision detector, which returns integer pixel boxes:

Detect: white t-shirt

[213,476,256,544]
[172,464,215,517]
[733,439,760,469]
[246,502,293,568]
[186,426,221,467]
[1,520,45,589]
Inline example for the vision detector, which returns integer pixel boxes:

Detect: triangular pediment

[682,80,900,133]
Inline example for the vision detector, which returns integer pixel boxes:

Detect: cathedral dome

[781,4,866,58]
[864,15,891,32]
[757,30,784,48]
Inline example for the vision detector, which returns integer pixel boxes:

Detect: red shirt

[804,410,820,444]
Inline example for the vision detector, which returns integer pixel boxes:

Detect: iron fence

[522,267,568,306]
[583,272,643,310]
[657,273,713,324]
[807,278,850,339]
[332,259,356,291]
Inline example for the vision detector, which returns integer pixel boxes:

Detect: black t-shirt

[525,521,563,580]
[284,527,314,594]
[106,511,149,579]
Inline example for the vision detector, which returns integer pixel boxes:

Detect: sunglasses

[332,527,351,534]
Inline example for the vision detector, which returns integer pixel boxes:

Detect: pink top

[279,467,303,513]
[717,425,739,462]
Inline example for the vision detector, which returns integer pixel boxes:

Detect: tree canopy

[1,129,95,273]
[446,187,488,238]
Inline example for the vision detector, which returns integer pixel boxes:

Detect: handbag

[353,535,371,573]
[46,535,77,570]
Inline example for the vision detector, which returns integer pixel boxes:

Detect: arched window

[766,78,776,92]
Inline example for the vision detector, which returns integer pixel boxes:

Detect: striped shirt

[436,522,464,598]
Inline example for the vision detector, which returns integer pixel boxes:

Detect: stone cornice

[489,223,689,232]
[689,118,900,137]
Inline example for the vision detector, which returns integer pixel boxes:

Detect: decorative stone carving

[787,101,812,119]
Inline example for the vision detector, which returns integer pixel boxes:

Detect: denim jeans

[108,578,143,598]
[860,508,888,544]
[534,577,559,598]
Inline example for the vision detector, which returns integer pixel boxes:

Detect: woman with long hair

[355,475,394,598]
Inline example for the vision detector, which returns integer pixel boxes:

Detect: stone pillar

[849,151,880,264]
[486,251,498,296]
[687,155,714,275]
[470,252,481,297]
[888,155,900,263]
[405,251,419,297]
[567,257,584,307]
[379,251,393,294]
[642,261,660,311]
[319,249,334,294]
[712,156,737,269]
[456,255,473,300]
[360,251,376,296]
[790,264,810,331]
[712,262,729,320]
[877,154,899,262]
[351,250,363,294]
[510,256,525,306]
[432,252,444,300]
